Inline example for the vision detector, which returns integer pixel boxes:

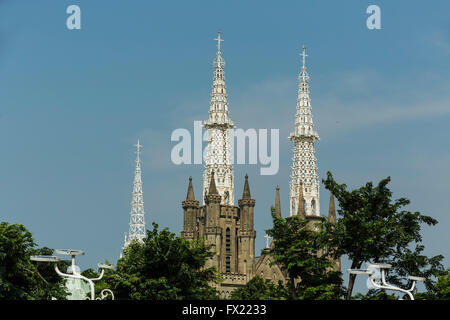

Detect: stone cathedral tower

[182,173,256,296]
[289,46,320,218]
[181,33,256,296]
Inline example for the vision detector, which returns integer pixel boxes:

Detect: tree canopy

[322,171,445,299]
[230,275,287,300]
[415,268,450,300]
[103,222,220,300]
[265,208,343,300]
[0,222,68,300]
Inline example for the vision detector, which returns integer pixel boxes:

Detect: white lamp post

[31,249,115,300]
[348,262,425,300]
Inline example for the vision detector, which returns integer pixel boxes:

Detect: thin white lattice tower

[203,32,235,205]
[289,46,320,217]
[123,140,146,249]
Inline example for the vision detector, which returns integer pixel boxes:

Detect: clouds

[427,28,450,55]
[317,96,450,137]
[223,69,450,140]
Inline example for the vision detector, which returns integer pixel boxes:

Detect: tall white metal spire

[289,45,320,217]
[123,140,146,250]
[203,32,235,206]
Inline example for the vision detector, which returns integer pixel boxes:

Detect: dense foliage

[322,171,445,299]
[265,208,343,300]
[230,275,287,300]
[102,222,220,300]
[0,222,68,300]
[415,268,450,300]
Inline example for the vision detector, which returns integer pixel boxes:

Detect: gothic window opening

[226,228,231,254]
[226,256,231,273]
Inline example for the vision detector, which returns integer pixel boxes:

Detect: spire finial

[214,31,224,53]
[135,139,142,152]
[186,176,195,201]
[299,45,309,83]
[328,191,336,223]
[212,32,225,69]
[301,45,307,71]
[135,140,142,159]
[275,185,281,218]
[242,174,251,199]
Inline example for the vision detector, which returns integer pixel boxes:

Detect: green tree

[103,222,220,299]
[29,246,70,299]
[353,291,398,300]
[416,268,450,300]
[0,222,68,300]
[322,172,444,300]
[230,276,287,300]
[265,208,343,300]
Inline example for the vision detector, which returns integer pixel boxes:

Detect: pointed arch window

[226,228,231,254]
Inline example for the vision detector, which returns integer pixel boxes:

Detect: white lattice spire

[123,140,146,250]
[203,32,235,206]
[289,45,320,217]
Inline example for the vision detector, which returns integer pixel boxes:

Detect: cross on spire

[135,140,142,156]
[301,45,308,70]
[214,32,224,52]
[264,233,272,249]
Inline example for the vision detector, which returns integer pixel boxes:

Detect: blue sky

[1,0,449,295]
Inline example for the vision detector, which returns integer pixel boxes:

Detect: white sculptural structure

[348,262,425,300]
[31,249,115,300]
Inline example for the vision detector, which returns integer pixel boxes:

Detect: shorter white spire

[123,140,146,250]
